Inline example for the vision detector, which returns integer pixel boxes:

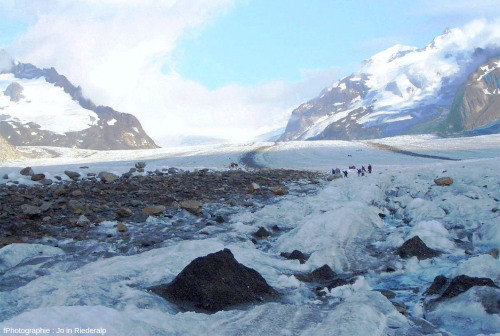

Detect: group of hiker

[332,164,372,177]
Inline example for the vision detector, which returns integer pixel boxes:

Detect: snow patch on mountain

[0,74,98,134]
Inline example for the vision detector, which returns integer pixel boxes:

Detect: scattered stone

[2,174,8,179]
[269,186,287,195]
[425,275,448,296]
[116,223,128,232]
[180,200,202,215]
[141,205,166,216]
[248,182,261,191]
[385,266,396,272]
[42,216,51,222]
[40,179,53,185]
[76,215,90,226]
[31,173,45,181]
[487,248,499,259]
[214,215,225,223]
[72,190,83,197]
[68,200,84,214]
[440,275,499,299]
[295,264,335,284]
[53,187,67,196]
[378,213,386,219]
[378,289,396,299]
[39,202,52,212]
[98,172,119,183]
[492,207,499,213]
[396,236,442,260]
[64,171,80,181]
[323,277,357,291]
[135,162,146,169]
[271,225,280,231]
[20,167,34,176]
[254,227,270,239]
[434,177,453,186]
[280,250,308,264]
[116,208,133,217]
[149,249,277,312]
[392,302,407,314]
[54,176,62,181]
[20,204,41,216]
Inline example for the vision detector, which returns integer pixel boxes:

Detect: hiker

[332,168,335,175]
[336,168,341,174]
[343,170,348,178]
[362,166,366,173]
[368,164,372,174]
[357,168,361,176]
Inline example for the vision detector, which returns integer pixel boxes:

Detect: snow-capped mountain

[0,53,158,150]
[279,26,500,141]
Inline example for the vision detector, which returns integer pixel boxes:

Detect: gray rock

[135,162,146,169]
[21,204,41,216]
[64,171,80,181]
[20,167,34,176]
[31,173,45,181]
[180,200,202,215]
[98,172,119,183]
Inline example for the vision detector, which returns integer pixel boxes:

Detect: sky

[0,0,500,146]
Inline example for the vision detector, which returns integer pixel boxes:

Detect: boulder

[440,275,498,299]
[434,177,453,186]
[487,248,499,259]
[116,223,128,232]
[68,200,84,214]
[254,227,270,239]
[396,236,442,260]
[135,162,146,169]
[31,173,45,181]
[116,208,133,217]
[20,167,34,176]
[180,200,202,215]
[40,179,53,185]
[149,249,277,312]
[3,174,8,179]
[142,205,166,216]
[378,289,396,299]
[72,190,83,197]
[76,215,90,226]
[295,264,335,284]
[280,250,309,264]
[98,172,119,183]
[269,186,287,195]
[425,275,448,296]
[248,182,261,191]
[64,171,81,181]
[20,204,41,216]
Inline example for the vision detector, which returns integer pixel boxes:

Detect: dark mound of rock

[150,249,277,312]
[280,250,309,264]
[396,236,441,260]
[295,264,335,284]
[425,275,448,296]
[441,275,498,299]
[254,227,270,239]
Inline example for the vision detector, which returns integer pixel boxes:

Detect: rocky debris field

[0,165,325,248]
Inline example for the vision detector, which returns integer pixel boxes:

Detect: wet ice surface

[1,138,500,336]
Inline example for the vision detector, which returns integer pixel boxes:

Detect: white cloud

[4,0,339,146]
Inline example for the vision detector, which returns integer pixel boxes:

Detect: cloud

[4,0,339,146]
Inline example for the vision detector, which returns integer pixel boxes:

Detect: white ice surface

[0,134,499,335]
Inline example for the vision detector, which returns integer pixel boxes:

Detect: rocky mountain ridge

[0,54,158,150]
[280,27,500,141]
